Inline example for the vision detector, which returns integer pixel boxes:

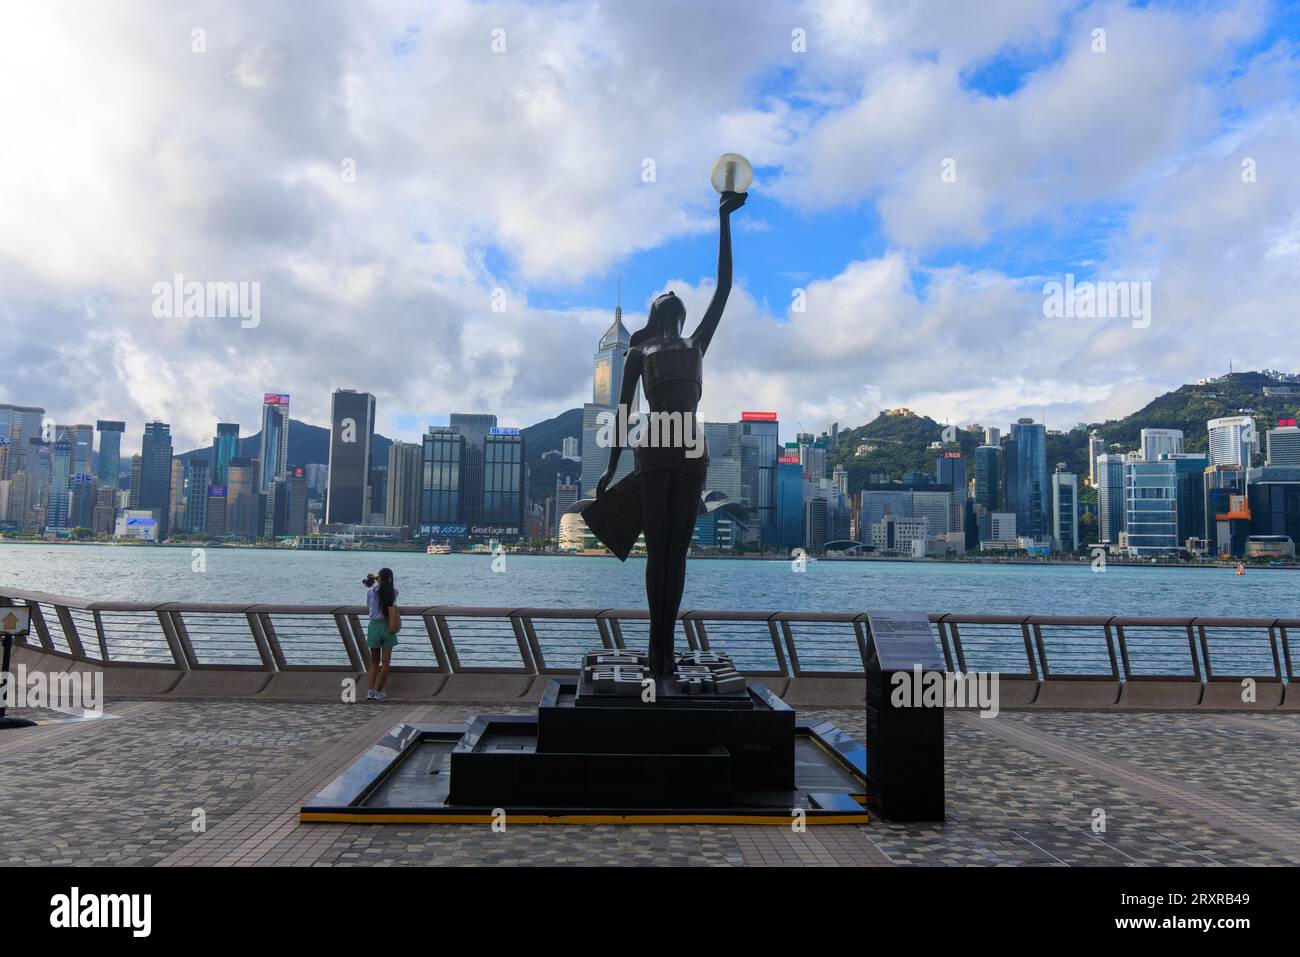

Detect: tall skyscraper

[325,389,376,525]
[973,445,1002,511]
[211,423,240,486]
[739,413,779,542]
[936,451,966,532]
[1050,466,1078,553]
[185,459,209,532]
[582,293,635,497]
[226,457,256,538]
[258,393,291,495]
[1161,453,1208,547]
[1125,461,1178,555]
[0,404,44,478]
[482,427,525,530]
[169,458,187,534]
[1095,453,1126,544]
[1010,418,1049,543]
[1087,432,1104,487]
[1208,416,1255,471]
[65,424,93,476]
[45,436,73,529]
[1265,425,1300,467]
[421,426,465,525]
[449,412,497,526]
[95,420,125,488]
[137,421,173,536]
[1203,464,1244,545]
[592,283,632,407]
[384,441,423,531]
[1139,428,1184,461]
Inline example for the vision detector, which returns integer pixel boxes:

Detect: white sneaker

[365,689,377,700]
[371,691,387,700]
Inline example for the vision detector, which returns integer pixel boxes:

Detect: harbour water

[1,543,1295,619]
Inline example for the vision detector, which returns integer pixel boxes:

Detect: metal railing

[1,587,1296,685]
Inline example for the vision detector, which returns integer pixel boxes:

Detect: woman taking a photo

[362,568,399,700]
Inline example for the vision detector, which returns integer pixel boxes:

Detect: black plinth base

[0,716,37,730]
[538,680,794,791]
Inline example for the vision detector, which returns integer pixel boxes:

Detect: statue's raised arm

[689,190,747,355]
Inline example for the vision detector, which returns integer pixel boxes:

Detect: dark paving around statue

[2,698,1298,866]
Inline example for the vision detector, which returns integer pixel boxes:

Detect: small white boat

[426,542,451,555]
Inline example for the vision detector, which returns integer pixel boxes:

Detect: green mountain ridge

[829,371,1300,498]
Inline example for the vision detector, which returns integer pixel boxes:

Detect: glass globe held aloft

[710,153,753,194]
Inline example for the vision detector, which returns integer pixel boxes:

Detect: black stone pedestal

[448,650,797,809]
[863,611,946,822]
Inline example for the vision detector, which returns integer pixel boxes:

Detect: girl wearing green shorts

[363,567,398,700]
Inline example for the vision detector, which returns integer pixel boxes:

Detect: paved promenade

[3,698,1298,866]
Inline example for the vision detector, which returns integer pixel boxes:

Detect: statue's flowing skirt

[581,442,710,561]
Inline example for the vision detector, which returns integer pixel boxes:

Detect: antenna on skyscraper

[615,272,621,324]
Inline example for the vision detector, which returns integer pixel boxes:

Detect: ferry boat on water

[426,542,452,555]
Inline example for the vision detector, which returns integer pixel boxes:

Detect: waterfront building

[114,509,158,542]
[984,426,1000,447]
[204,484,227,536]
[138,421,174,536]
[325,389,376,525]
[258,393,291,495]
[482,428,525,534]
[774,456,804,551]
[420,426,465,525]
[1208,415,1255,471]
[91,484,117,535]
[562,436,580,461]
[1265,425,1300,467]
[225,457,257,538]
[1203,464,1245,545]
[1124,460,1179,555]
[168,458,186,534]
[45,435,72,529]
[973,445,1002,511]
[1095,453,1127,544]
[936,451,966,531]
[1010,418,1049,543]
[95,420,125,489]
[870,514,929,557]
[1246,465,1300,547]
[65,424,93,476]
[185,459,209,532]
[1087,432,1104,487]
[1161,453,1208,548]
[449,412,498,527]
[1140,428,1184,461]
[1245,535,1295,560]
[1051,466,1079,553]
[384,441,422,533]
[553,475,580,536]
[559,499,598,551]
[211,423,239,487]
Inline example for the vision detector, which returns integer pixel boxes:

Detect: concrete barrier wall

[4,642,1293,711]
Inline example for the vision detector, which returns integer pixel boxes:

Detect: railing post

[54,605,88,659]
[512,614,540,673]
[28,603,53,652]
[92,610,109,662]
[259,613,287,670]
[435,615,462,672]
[421,613,451,672]
[764,616,789,677]
[155,609,192,671]
[332,612,362,672]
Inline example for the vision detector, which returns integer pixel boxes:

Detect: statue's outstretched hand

[719,191,747,215]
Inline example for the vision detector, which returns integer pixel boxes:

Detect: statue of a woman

[583,188,748,678]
